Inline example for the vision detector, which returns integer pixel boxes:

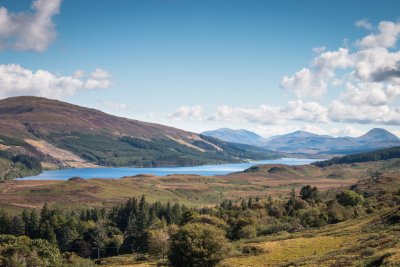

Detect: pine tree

[0,209,11,234]
[28,210,39,238]
[11,215,25,236]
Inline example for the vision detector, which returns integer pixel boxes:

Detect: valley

[1,158,398,212]
[0,96,282,181]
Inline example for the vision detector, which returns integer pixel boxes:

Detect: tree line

[1,185,399,266]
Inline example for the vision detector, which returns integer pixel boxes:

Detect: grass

[218,209,400,267]
[1,159,399,211]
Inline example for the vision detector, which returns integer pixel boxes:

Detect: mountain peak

[357,128,399,142]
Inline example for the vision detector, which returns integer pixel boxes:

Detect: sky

[1,0,400,138]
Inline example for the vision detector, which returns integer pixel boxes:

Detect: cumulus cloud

[0,64,113,99]
[280,68,328,98]
[281,48,353,98]
[357,21,400,49]
[205,101,328,125]
[0,0,61,52]
[279,19,400,126]
[328,100,400,125]
[355,19,374,31]
[166,20,400,128]
[168,105,204,121]
[330,126,365,137]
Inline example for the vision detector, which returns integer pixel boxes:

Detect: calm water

[19,158,320,180]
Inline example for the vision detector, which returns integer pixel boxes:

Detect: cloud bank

[0,0,61,52]
[0,64,113,99]
[169,20,400,127]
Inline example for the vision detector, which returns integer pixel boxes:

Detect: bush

[169,223,231,267]
[237,225,257,239]
[298,208,328,228]
[300,185,319,202]
[241,245,264,255]
[327,203,352,223]
[336,190,364,207]
[361,248,376,257]
[147,229,169,259]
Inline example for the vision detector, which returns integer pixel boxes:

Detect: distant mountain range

[0,96,281,176]
[202,128,268,146]
[202,128,400,155]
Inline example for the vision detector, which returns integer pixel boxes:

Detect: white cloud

[0,0,61,52]
[169,105,204,121]
[210,105,282,124]
[0,64,113,99]
[205,101,328,125]
[163,20,400,129]
[328,100,400,125]
[339,82,389,106]
[279,19,400,126]
[90,68,111,79]
[312,46,326,55]
[355,19,374,31]
[357,21,400,49]
[281,48,353,98]
[329,126,365,137]
[280,68,328,98]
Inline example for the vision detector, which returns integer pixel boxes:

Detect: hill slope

[0,97,280,176]
[313,146,400,167]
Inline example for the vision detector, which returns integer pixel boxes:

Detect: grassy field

[219,208,400,267]
[1,159,399,212]
[0,159,384,211]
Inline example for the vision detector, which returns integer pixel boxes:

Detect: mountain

[203,127,400,155]
[264,131,354,154]
[356,128,400,143]
[265,128,400,155]
[0,96,281,177]
[202,128,268,146]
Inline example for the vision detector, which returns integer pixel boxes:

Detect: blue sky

[1,0,400,137]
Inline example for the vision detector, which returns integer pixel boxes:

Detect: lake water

[19,158,320,180]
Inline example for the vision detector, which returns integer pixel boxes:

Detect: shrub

[361,248,376,257]
[147,229,169,259]
[237,225,257,239]
[298,208,328,228]
[241,245,264,255]
[300,185,319,202]
[336,190,364,207]
[327,204,352,223]
[193,215,227,230]
[169,223,231,267]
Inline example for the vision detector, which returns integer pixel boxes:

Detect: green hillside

[313,146,400,167]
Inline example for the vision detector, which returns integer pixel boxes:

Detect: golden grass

[219,209,400,267]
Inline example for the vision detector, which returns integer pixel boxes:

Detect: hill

[0,97,281,180]
[313,146,400,167]
[202,128,268,146]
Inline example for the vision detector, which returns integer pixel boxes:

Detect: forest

[0,183,399,267]
[313,146,400,167]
